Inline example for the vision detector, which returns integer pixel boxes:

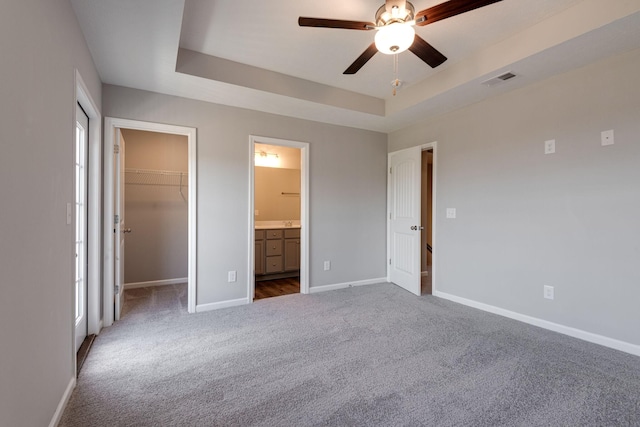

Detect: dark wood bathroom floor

[254,277,300,300]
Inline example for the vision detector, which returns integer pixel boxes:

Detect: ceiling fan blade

[344,43,378,75]
[298,17,374,30]
[408,36,447,68]
[415,0,502,26]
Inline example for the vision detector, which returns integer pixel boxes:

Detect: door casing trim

[103,118,197,326]
[74,70,101,371]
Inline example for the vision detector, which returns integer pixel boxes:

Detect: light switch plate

[66,203,72,225]
[323,261,331,271]
[228,271,237,282]
[446,208,456,219]
[601,129,614,146]
[544,139,556,154]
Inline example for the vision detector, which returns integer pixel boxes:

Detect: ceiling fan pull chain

[392,54,400,96]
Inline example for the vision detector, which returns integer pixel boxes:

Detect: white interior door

[388,146,422,296]
[74,104,89,352]
[114,130,126,320]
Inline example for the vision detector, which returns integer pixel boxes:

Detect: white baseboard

[433,290,640,357]
[195,279,385,311]
[309,277,387,294]
[124,277,187,290]
[196,297,249,313]
[49,377,75,427]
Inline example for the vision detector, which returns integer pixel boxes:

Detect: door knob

[122,228,132,234]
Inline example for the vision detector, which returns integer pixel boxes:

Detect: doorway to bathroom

[249,136,309,301]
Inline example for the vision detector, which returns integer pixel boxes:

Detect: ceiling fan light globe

[375,23,415,55]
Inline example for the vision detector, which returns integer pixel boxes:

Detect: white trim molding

[309,278,387,294]
[434,291,640,357]
[196,298,249,313]
[124,278,188,290]
[49,377,75,427]
[74,69,101,337]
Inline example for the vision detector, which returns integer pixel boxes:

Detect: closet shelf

[125,168,188,187]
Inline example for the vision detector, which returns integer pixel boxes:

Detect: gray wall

[103,85,388,305]
[0,0,102,425]
[389,48,640,346]
[122,129,188,284]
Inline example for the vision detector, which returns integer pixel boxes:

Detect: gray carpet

[60,283,640,426]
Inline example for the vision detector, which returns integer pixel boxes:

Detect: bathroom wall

[254,166,301,221]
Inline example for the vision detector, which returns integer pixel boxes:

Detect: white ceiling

[71,0,640,133]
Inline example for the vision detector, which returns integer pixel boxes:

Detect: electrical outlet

[544,139,556,154]
[255,210,259,216]
[228,271,237,282]
[543,285,554,300]
[601,129,614,146]
[323,261,331,271]
[446,208,456,219]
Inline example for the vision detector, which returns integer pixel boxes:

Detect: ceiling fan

[299,0,503,74]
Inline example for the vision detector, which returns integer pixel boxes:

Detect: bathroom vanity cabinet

[255,227,300,280]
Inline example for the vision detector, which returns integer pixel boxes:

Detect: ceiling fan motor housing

[375,1,415,26]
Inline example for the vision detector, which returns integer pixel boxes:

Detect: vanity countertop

[255,224,301,230]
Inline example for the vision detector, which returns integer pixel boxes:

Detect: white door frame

[74,70,101,341]
[103,118,197,327]
[74,103,89,354]
[248,135,310,301]
[387,141,437,294]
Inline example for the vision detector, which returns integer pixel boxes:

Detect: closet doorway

[120,129,189,316]
[103,118,197,327]
[249,136,309,302]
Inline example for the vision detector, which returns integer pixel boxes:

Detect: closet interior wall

[121,129,189,286]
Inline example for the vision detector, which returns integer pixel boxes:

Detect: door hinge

[389,167,392,174]
[114,144,120,154]
[389,258,391,265]
[114,214,120,225]
[114,284,120,294]
[389,212,392,220]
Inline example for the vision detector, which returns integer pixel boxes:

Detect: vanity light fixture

[255,151,280,168]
